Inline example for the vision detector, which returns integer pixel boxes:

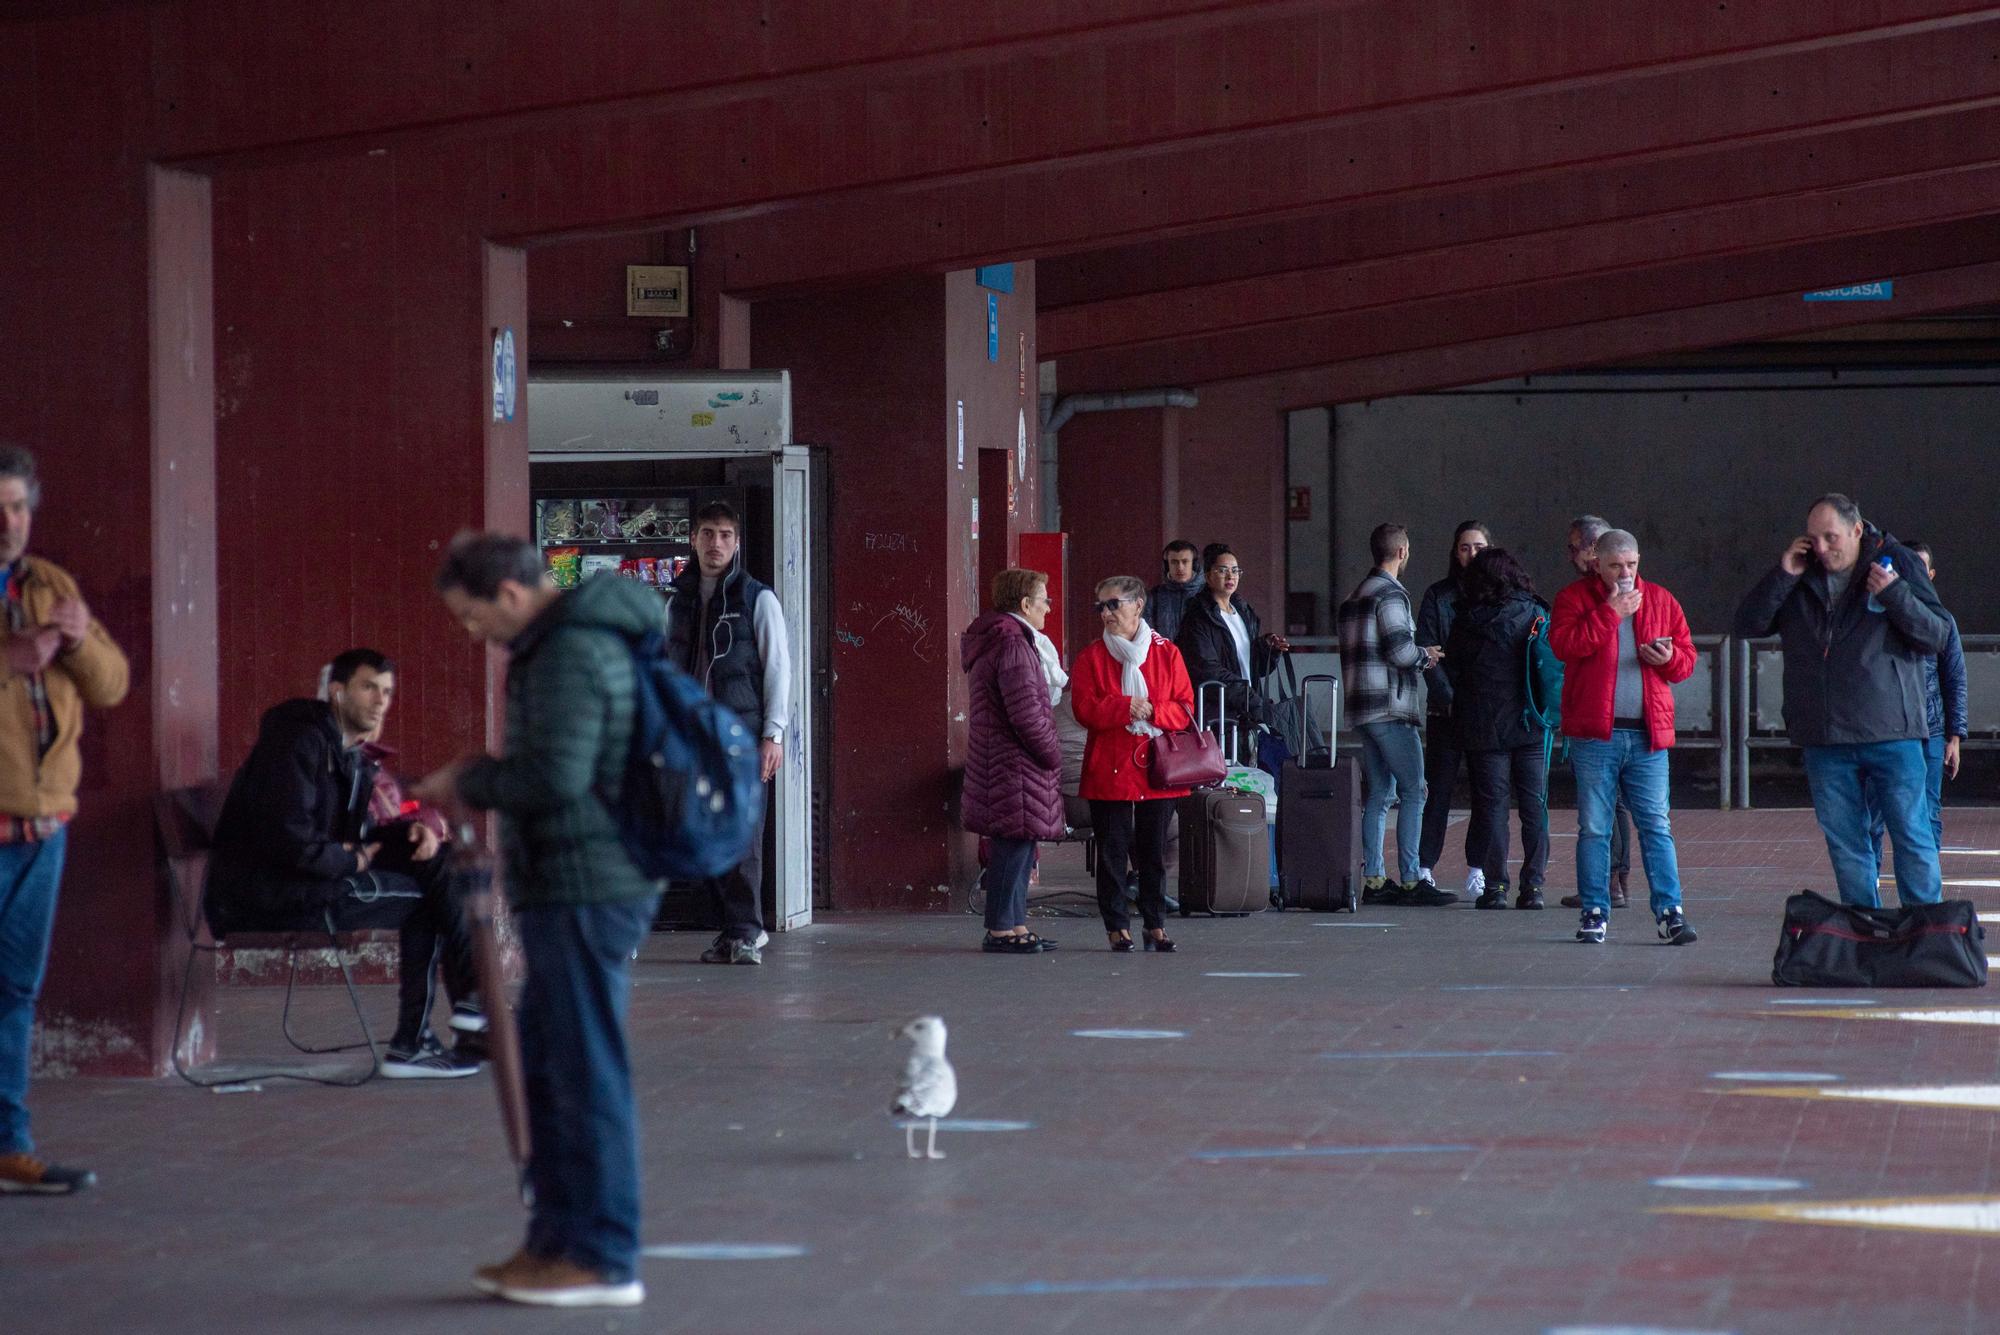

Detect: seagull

[891,1016,957,1160]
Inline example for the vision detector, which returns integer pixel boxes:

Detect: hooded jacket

[1549,574,1697,751]
[1144,576,1203,643]
[1443,590,1545,753]
[458,573,663,908]
[959,613,1064,841]
[206,698,377,929]
[1174,593,1276,725]
[1733,524,1950,748]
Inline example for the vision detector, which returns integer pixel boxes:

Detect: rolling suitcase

[1276,674,1361,912]
[1178,682,1268,916]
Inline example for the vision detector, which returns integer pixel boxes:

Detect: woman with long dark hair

[1443,546,1552,909]
[1415,520,1490,895]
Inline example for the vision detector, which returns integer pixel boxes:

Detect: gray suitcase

[1177,789,1268,917]
[1276,674,1361,912]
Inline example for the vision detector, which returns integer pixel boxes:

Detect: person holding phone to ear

[1736,493,1952,909]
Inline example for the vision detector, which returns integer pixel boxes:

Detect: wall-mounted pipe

[1038,387,1199,530]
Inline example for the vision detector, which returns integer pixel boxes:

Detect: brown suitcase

[1177,789,1268,916]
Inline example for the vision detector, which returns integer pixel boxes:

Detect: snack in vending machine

[618,558,644,580]
[637,557,658,585]
[581,554,622,578]
[545,547,583,588]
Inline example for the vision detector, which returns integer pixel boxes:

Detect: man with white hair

[1549,529,1699,945]
[1735,493,1951,907]
[1558,514,1634,912]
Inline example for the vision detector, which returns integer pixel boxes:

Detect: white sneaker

[1465,868,1486,897]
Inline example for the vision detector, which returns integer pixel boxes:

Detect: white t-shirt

[1220,603,1252,681]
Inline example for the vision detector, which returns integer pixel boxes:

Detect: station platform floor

[13,805,2000,1335]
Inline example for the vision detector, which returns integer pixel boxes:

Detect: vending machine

[527,369,820,932]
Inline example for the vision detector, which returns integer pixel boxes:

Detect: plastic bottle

[1866,555,1892,613]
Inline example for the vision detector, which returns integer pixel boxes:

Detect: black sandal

[983,932,1050,954]
[1107,931,1135,953]
[1143,931,1177,953]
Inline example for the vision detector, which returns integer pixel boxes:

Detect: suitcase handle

[1296,673,1339,768]
[1197,679,1240,764]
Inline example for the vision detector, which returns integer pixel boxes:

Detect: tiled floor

[12,805,2000,1335]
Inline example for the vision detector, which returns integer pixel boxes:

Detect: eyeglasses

[1211,566,1243,577]
[1094,598,1133,615]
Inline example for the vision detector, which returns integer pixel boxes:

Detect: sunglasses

[1094,598,1133,615]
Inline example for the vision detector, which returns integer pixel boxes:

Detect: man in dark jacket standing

[418,533,662,1310]
[664,502,789,965]
[208,647,481,1078]
[1735,494,1952,907]
[1144,540,1203,643]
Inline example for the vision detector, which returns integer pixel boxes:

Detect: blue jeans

[1805,740,1939,907]
[1868,733,1948,876]
[1570,732,1682,917]
[1358,721,1426,882]
[981,837,1036,932]
[0,829,67,1155]
[516,894,659,1283]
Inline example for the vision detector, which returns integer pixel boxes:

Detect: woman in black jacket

[1415,520,1489,895]
[1443,547,1550,910]
[1173,546,1288,747]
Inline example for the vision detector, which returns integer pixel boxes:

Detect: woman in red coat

[1071,574,1196,952]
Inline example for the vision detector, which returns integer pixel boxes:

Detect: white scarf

[1010,613,1069,706]
[1103,622,1163,738]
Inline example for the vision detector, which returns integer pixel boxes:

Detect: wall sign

[626,265,690,317]
[1804,282,1893,302]
[971,496,980,541]
[987,293,1000,361]
[975,263,1015,293]
[492,327,516,423]
[1287,486,1311,521]
[1017,409,1029,481]
[956,400,965,470]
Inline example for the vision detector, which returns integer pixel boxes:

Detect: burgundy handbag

[1144,727,1228,790]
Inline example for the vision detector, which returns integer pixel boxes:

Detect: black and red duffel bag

[1772,889,1988,988]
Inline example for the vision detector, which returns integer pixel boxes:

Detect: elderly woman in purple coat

[960,567,1068,953]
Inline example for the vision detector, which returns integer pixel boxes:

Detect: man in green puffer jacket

[415,532,663,1311]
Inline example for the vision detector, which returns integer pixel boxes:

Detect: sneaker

[1474,883,1511,910]
[1657,907,1698,946]
[1403,878,1460,907]
[381,1037,483,1079]
[1361,876,1405,905]
[699,936,763,965]
[490,1255,645,1308]
[1559,894,1582,908]
[1515,887,1545,911]
[449,1000,488,1035]
[1464,868,1486,898]
[473,1248,539,1295]
[1575,908,1608,944]
[0,1152,96,1195]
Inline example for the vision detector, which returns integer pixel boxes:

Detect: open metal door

[769,445,814,930]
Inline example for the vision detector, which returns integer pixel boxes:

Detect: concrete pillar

[753,266,1034,910]
[1058,406,1183,610]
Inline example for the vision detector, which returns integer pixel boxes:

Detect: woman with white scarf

[1070,575,1197,952]
[960,569,1067,953]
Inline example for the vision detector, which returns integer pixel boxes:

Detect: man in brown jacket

[0,446,128,1195]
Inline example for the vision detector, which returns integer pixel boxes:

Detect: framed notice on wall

[1287,487,1312,521]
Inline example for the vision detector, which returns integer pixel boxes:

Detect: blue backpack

[1523,612,1567,781]
[610,631,766,880]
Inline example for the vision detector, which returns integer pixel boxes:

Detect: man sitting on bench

[205,648,483,1078]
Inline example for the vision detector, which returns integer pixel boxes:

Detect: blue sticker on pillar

[987,293,999,361]
[1803,281,1893,302]
[975,263,1014,293]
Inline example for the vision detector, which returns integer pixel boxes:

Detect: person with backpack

[1339,523,1452,907]
[1442,549,1550,910]
[1550,529,1699,946]
[1415,520,1488,899]
[664,501,791,966]
[415,532,667,1308]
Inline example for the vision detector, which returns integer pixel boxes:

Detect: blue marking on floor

[1767,997,1879,1006]
[1313,921,1399,928]
[1710,1071,1839,1082]
[642,1243,810,1260]
[1190,1144,1475,1161]
[1652,1175,1805,1192]
[1320,1049,1560,1060]
[1443,984,1639,991]
[1072,1028,1185,1039]
[1545,1327,1738,1335]
[892,1118,1034,1132]
[966,1274,1331,1296]
[1204,971,1301,978]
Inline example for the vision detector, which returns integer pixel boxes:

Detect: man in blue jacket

[1865,539,1967,871]
[1735,494,1953,908]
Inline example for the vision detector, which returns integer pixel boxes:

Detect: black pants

[1089,798,1171,933]
[222,843,475,1051]
[702,783,768,943]
[1418,730,1469,871]
[1465,745,1551,890]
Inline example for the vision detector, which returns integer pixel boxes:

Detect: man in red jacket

[1549,530,1699,946]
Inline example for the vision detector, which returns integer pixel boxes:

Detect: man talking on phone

[1549,530,1699,945]
[1736,493,1952,907]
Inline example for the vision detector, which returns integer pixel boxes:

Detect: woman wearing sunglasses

[1069,576,1196,952]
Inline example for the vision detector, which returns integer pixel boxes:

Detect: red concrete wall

[1058,407,1181,621]
[528,229,725,369]
[1175,382,1289,623]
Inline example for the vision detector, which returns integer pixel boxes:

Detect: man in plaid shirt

[0,446,129,1195]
